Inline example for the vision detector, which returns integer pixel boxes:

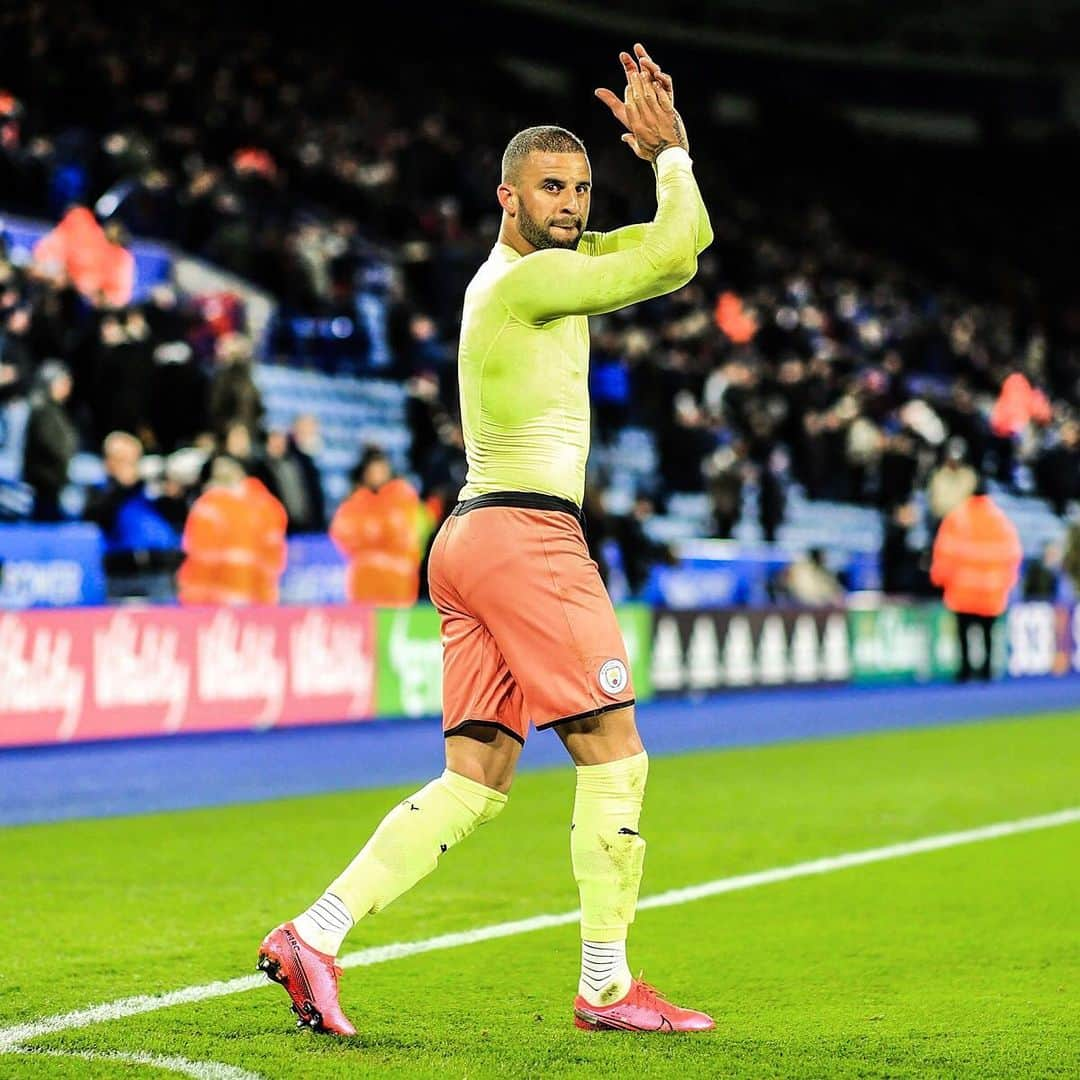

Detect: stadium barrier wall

[0,524,107,608]
[647,601,1078,695]
[0,602,653,748]
[0,599,1074,749]
[0,605,376,747]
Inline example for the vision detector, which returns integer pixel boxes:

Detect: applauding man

[259,43,714,1036]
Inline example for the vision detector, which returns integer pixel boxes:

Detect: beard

[517,203,583,251]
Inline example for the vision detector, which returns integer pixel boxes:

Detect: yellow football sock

[299,769,506,952]
[572,751,648,1004]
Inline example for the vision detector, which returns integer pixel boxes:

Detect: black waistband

[451,491,583,522]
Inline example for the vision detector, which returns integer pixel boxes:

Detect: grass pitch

[2,711,1078,1078]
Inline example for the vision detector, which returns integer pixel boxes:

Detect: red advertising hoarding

[0,605,376,747]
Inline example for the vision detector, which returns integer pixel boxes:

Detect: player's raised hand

[595,44,687,162]
[633,43,674,105]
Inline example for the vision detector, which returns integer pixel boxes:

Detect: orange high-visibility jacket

[930,495,1022,617]
[178,480,288,606]
[32,207,135,307]
[990,372,1052,438]
[330,477,421,607]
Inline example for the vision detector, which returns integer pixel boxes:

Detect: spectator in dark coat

[878,431,919,511]
[23,360,78,521]
[255,427,325,534]
[1034,420,1080,518]
[90,311,154,445]
[148,340,209,453]
[758,449,787,543]
[611,495,676,596]
[1022,541,1063,601]
[703,443,745,539]
[208,332,264,439]
[880,501,929,596]
[0,305,35,402]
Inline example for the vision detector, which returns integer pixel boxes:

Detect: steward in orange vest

[330,447,421,607]
[930,481,1022,681]
[178,457,288,605]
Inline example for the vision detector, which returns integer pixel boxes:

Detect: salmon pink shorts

[427,492,636,744]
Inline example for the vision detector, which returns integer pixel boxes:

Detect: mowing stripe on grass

[1,805,1077,1053]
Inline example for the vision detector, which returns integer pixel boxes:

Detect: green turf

[2,711,1078,1078]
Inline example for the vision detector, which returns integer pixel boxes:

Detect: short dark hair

[351,444,389,485]
[501,125,588,183]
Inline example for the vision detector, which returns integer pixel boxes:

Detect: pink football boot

[574,978,715,1033]
[257,922,356,1036]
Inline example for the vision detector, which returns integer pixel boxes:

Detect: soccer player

[258,43,715,1035]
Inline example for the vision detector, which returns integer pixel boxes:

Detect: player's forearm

[652,154,712,254]
[642,147,701,277]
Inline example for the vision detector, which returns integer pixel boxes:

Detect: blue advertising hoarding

[0,524,106,608]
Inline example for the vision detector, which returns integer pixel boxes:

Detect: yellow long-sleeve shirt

[457,147,712,507]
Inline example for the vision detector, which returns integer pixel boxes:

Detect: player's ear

[497,183,517,215]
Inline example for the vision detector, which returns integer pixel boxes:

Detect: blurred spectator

[200,420,257,486]
[0,305,34,402]
[1022,541,1063,601]
[758,448,788,542]
[208,332,263,439]
[845,413,883,504]
[290,413,323,461]
[878,430,919,511]
[31,205,134,308]
[581,488,616,586]
[930,480,1022,682]
[22,360,77,521]
[156,446,208,532]
[777,546,843,606]
[255,426,326,534]
[880,501,929,596]
[178,456,287,605]
[83,431,180,574]
[989,371,1052,440]
[609,495,677,596]
[330,445,421,606]
[988,371,1052,487]
[1033,419,1080,518]
[703,443,744,539]
[1064,518,1080,597]
[658,391,714,498]
[926,437,978,534]
[89,311,153,445]
[148,340,209,453]
[589,342,632,445]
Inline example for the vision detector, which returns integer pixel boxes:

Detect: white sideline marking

[9,1046,261,1079]
[1,805,1076,1056]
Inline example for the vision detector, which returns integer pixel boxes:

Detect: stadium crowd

[2,1,1079,603]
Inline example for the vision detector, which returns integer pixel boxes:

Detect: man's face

[363,458,392,491]
[106,439,140,482]
[504,152,591,252]
[51,374,72,403]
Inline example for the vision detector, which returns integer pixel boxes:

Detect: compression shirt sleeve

[498,148,707,324]
[579,157,712,259]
